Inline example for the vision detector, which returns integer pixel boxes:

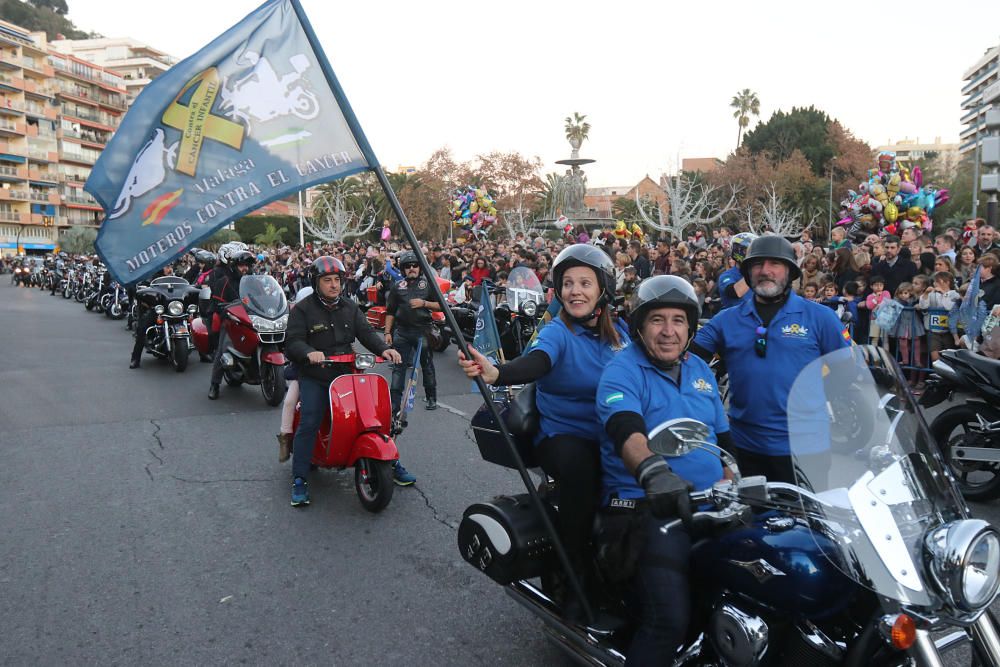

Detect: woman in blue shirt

[459,244,628,607]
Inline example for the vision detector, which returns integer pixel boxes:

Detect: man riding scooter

[284,256,401,507]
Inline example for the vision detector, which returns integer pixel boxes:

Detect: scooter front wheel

[355,458,393,513]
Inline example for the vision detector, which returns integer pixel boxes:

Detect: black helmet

[739,235,801,283]
[195,250,216,265]
[310,255,345,286]
[230,250,255,268]
[628,275,701,340]
[396,250,419,268]
[550,244,615,320]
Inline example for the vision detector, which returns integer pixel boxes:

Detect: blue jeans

[627,518,691,664]
[291,376,328,480]
[389,327,436,413]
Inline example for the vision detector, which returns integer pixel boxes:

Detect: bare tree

[746,183,819,238]
[303,179,376,243]
[499,205,536,241]
[636,173,739,240]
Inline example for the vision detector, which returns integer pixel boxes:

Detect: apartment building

[960,43,1000,156]
[875,137,960,179]
[49,36,176,105]
[0,19,126,255]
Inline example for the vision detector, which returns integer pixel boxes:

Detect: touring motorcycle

[134,276,200,372]
[458,345,1000,666]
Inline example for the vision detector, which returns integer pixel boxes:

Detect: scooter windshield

[239,275,288,318]
[786,345,966,607]
[505,267,544,313]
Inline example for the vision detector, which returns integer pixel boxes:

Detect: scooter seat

[953,349,1000,390]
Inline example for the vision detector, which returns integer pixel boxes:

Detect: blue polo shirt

[531,317,631,444]
[596,344,728,504]
[693,291,850,456]
[716,266,745,310]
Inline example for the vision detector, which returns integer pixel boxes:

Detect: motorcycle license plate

[174,326,188,334]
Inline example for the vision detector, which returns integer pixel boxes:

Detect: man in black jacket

[870,235,917,295]
[207,251,255,398]
[284,256,401,507]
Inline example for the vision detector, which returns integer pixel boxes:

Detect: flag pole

[287,0,594,623]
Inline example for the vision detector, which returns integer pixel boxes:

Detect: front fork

[909,613,1000,667]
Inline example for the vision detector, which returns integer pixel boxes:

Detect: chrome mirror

[647,419,711,457]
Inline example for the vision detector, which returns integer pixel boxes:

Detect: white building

[875,137,960,179]
[49,37,177,104]
[960,42,1000,156]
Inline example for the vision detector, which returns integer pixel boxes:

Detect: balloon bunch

[450,186,498,239]
[609,220,644,241]
[836,151,950,239]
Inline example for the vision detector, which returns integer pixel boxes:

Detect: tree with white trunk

[303,178,376,243]
[746,183,819,238]
[635,173,740,240]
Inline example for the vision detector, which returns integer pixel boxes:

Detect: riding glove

[635,455,692,523]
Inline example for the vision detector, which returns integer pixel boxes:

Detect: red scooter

[291,353,399,512]
[192,274,288,406]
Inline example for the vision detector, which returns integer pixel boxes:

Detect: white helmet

[218,242,246,265]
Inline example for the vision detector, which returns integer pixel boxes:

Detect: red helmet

[310,256,345,286]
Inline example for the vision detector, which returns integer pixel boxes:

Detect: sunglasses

[402,263,420,270]
[754,325,768,358]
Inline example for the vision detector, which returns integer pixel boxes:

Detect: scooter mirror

[647,418,711,457]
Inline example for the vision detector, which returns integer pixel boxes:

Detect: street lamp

[828,156,837,242]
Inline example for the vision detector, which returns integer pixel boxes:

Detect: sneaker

[425,397,438,410]
[277,433,293,463]
[291,477,310,506]
[393,460,416,486]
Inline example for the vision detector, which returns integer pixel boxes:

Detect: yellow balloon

[886,173,901,199]
[884,201,898,223]
[469,201,479,213]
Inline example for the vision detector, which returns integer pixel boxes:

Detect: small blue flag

[471,280,503,393]
[87,0,370,283]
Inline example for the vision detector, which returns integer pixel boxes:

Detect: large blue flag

[87,0,369,283]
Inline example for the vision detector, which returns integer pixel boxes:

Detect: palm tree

[564,112,591,157]
[254,222,288,246]
[730,89,760,151]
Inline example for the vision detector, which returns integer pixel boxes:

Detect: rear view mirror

[647,419,711,457]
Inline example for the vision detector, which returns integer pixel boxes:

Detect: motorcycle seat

[953,350,1000,389]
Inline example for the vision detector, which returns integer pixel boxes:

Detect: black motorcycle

[444,267,545,360]
[921,348,1000,500]
[459,345,1000,666]
[101,280,130,320]
[134,276,200,372]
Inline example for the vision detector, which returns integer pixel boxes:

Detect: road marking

[436,401,468,418]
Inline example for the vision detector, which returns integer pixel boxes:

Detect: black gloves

[635,455,692,523]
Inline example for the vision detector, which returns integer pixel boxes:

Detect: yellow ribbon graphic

[162,68,245,177]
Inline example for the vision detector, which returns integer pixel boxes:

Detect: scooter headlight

[167,300,184,316]
[355,353,375,370]
[925,519,1000,613]
[519,300,538,317]
[154,305,165,315]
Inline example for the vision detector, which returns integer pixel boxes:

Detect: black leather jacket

[285,293,390,384]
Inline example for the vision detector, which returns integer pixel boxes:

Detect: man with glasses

[384,250,441,485]
[690,236,849,483]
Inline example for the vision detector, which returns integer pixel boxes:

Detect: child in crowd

[802,282,819,301]
[891,281,925,385]
[842,281,861,341]
[919,271,960,364]
[864,275,891,348]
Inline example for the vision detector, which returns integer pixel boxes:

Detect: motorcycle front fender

[346,432,398,466]
[261,348,286,365]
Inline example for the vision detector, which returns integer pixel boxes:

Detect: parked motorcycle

[134,276,200,372]
[459,345,1000,666]
[920,348,1000,501]
[191,274,288,405]
[289,353,399,512]
[101,280,130,320]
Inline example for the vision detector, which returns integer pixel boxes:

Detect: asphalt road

[1,281,997,666]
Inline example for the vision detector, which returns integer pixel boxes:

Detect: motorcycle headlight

[167,300,184,316]
[355,353,375,369]
[520,300,538,317]
[187,304,198,314]
[154,305,165,315]
[925,519,1000,613]
[250,314,287,332]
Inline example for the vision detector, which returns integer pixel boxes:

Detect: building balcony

[0,98,25,114]
[61,193,101,208]
[59,152,96,165]
[0,140,26,156]
[0,188,29,201]
[19,58,54,78]
[0,164,25,179]
[0,209,26,223]
[28,169,57,182]
[962,62,999,95]
[0,119,24,136]
[0,72,24,88]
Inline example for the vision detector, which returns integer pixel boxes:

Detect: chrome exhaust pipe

[505,581,625,667]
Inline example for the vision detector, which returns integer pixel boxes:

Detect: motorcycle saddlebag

[457,494,556,585]
[471,401,538,469]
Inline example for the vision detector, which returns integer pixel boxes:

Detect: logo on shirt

[781,323,809,337]
[605,392,624,404]
[417,279,427,289]
[399,280,408,289]
[692,378,713,394]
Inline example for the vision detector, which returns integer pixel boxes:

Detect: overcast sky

[66,0,1000,186]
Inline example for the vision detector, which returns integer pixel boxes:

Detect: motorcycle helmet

[628,275,701,341]
[309,255,346,286]
[550,244,616,321]
[217,242,236,265]
[195,250,217,266]
[396,250,419,268]
[729,232,758,264]
[739,235,802,283]
[229,251,256,269]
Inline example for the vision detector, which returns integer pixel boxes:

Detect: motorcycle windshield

[787,345,966,607]
[505,267,543,313]
[239,275,288,318]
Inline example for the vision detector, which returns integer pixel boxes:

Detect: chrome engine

[708,601,769,667]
